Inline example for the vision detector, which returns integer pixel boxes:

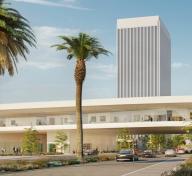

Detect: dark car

[142,150,155,158]
[116,149,139,161]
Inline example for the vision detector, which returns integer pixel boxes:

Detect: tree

[184,123,192,140]
[116,128,133,150]
[165,137,174,149]
[147,134,166,152]
[172,135,185,148]
[22,128,39,155]
[0,0,36,76]
[54,131,68,153]
[53,33,110,161]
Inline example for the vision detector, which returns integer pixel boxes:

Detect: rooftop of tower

[117,16,170,37]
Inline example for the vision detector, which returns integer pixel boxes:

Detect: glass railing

[0,116,190,127]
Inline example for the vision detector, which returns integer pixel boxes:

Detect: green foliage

[54,131,68,153]
[165,137,174,149]
[0,157,81,172]
[85,156,98,163]
[172,135,185,148]
[67,159,80,165]
[116,129,133,150]
[0,1,36,76]
[184,123,192,140]
[22,128,40,154]
[161,157,192,176]
[52,33,110,61]
[147,134,166,151]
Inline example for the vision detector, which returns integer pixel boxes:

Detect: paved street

[2,155,191,176]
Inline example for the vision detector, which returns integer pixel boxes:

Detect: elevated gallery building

[0,96,192,153]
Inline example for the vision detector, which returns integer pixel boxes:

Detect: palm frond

[0,3,36,76]
[53,32,110,61]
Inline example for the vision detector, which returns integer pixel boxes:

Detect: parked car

[165,149,176,157]
[116,149,139,161]
[176,148,185,154]
[84,149,98,156]
[142,150,155,158]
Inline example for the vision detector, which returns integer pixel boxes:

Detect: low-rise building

[0,96,191,153]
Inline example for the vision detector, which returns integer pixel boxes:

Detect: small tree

[172,135,185,148]
[116,129,133,150]
[22,128,39,155]
[147,134,165,152]
[165,137,174,149]
[184,123,192,140]
[54,131,68,153]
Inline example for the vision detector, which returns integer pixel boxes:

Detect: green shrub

[85,156,99,163]
[67,159,80,165]
[32,159,48,169]
[98,153,116,161]
[162,157,192,176]
[161,168,192,176]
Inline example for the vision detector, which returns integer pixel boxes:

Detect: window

[134,115,140,122]
[83,143,92,150]
[49,118,55,125]
[36,119,46,125]
[190,112,192,120]
[11,120,17,126]
[113,116,118,122]
[63,118,68,124]
[0,120,5,127]
[90,116,96,123]
[100,116,106,122]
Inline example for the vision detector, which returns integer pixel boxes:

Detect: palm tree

[0,0,36,76]
[53,33,110,161]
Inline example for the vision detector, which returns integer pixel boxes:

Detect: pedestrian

[13,146,16,154]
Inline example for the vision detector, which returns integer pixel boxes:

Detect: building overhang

[0,121,189,134]
[0,96,192,117]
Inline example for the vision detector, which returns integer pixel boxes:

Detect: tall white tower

[117,16,171,98]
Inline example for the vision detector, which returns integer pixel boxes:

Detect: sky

[1,0,192,103]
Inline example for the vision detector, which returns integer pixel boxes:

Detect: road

[2,154,191,176]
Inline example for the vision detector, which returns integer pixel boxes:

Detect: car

[165,149,176,157]
[142,150,155,158]
[84,149,98,156]
[116,149,139,161]
[176,148,185,154]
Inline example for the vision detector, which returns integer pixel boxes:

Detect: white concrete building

[0,96,191,153]
[117,16,171,97]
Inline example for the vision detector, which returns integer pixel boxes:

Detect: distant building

[117,16,171,97]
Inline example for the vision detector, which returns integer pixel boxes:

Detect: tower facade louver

[117,16,171,97]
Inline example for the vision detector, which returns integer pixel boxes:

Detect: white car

[165,149,176,157]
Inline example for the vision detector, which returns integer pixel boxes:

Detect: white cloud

[33,26,80,47]
[172,62,190,69]
[19,26,80,70]
[12,0,91,10]
[19,26,99,70]
[20,61,66,70]
[87,63,116,80]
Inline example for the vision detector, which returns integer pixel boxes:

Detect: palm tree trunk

[75,59,86,162]
[76,83,84,161]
